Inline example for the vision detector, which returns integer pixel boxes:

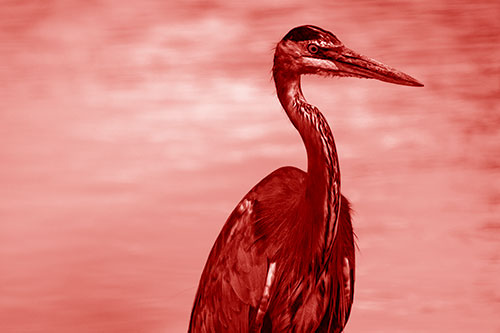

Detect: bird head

[274,25,423,87]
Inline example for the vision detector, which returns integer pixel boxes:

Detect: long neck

[273,68,341,253]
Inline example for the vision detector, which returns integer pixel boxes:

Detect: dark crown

[283,25,338,43]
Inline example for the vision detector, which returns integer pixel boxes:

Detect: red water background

[1,1,499,332]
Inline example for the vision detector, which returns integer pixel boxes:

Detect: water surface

[1,1,499,332]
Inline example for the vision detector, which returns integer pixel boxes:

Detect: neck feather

[273,67,341,254]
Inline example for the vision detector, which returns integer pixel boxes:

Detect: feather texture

[189,167,355,332]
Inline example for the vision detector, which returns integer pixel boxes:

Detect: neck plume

[273,65,341,255]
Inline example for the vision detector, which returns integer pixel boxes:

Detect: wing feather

[189,167,356,332]
[189,197,267,332]
[189,167,306,332]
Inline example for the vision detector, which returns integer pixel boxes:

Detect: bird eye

[308,44,319,54]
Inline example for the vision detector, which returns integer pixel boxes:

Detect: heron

[189,25,423,332]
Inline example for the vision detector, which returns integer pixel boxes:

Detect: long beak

[328,46,424,87]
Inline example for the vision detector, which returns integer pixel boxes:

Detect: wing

[189,167,306,332]
[189,197,267,332]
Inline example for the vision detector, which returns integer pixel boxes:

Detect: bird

[189,25,423,332]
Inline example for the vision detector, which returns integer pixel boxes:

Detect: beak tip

[404,76,424,87]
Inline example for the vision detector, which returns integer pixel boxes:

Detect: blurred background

[1,0,499,332]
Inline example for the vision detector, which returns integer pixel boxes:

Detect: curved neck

[273,67,341,252]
